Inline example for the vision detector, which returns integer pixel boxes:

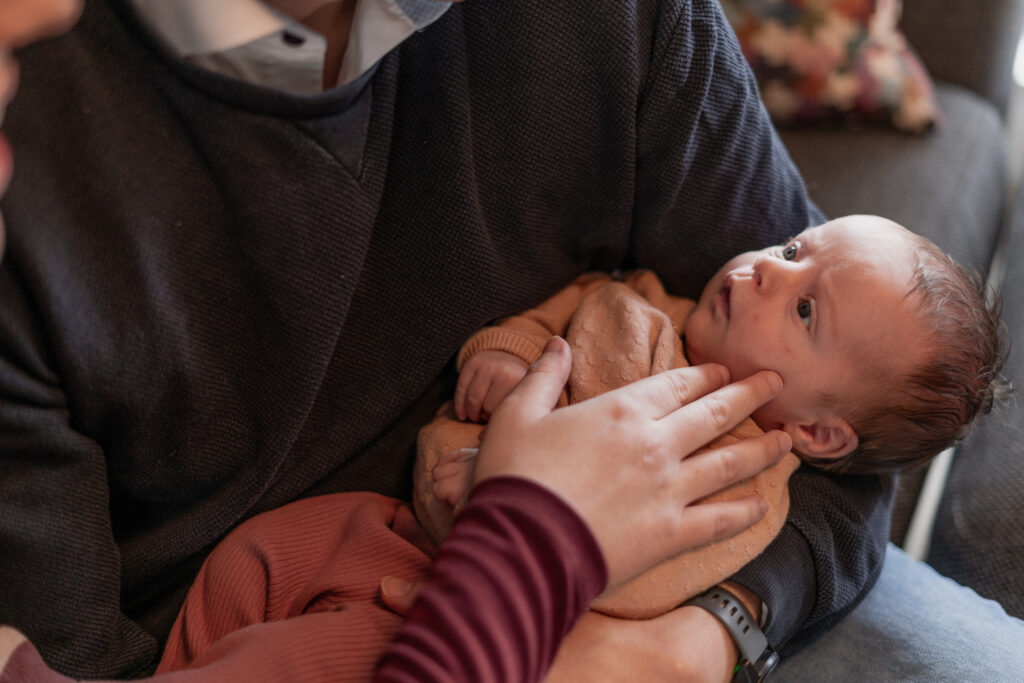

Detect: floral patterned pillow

[720,0,939,133]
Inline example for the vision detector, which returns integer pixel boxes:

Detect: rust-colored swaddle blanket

[414,271,800,619]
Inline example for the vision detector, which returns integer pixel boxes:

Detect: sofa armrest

[901,0,1024,116]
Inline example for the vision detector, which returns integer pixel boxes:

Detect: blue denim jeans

[775,544,1024,682]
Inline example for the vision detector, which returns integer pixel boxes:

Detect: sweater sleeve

[0,270,158,677]
[627,0,885,652]
[375,477,607,683]
[456,274,613,371]
[730,468,894,654]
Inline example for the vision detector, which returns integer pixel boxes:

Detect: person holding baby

[1,1,1023,681]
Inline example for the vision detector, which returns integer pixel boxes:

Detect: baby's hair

[813,234,1010,475]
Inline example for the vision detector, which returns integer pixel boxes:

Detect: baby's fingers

[438,447,479,467]
[463,374,491,422]
[454,369,475,421]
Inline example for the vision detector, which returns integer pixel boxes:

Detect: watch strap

[684,585,778,682]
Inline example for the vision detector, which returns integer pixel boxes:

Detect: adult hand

[546,603,742,683]
[0,0,84,250]
[473,336,790,591]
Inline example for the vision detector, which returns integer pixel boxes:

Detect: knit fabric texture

[0,0,886,676]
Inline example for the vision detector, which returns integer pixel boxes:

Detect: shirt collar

[129,0,290,57]
[128,0,450,90]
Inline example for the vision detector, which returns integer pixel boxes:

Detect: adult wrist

[683,584,779,682]
[720,581,763,624]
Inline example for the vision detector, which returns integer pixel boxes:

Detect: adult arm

[0,269,159,678]
[378,339,790,682]
[376,477,607,683]
[0,3,150,678]
[628,0,887,660]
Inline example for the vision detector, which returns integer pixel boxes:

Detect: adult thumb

[500,336,571,419]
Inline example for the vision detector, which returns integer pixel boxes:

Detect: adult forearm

[375,477,607,683]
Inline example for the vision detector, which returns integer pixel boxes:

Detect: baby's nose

[752,257,793,292]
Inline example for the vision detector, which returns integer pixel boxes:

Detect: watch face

[758,651,781,679]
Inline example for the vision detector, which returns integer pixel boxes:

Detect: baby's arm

[454,273,613,422]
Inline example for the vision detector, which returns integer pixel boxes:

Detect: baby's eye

[797,298,813,328]
[782,244,798,261]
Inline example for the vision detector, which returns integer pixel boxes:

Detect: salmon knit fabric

[156,494,434,681]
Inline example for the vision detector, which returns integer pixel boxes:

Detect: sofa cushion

[779,83,1006,275]
[900,0,1024,117]
[925,187,1024,620]
[721,0,939,132]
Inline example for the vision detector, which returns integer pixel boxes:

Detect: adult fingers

[671,495,770,552]
[679,430,791,503]
[0,0,83,47]
[587,363,731,423]
[492,336,571,421]
[660,370,782,455]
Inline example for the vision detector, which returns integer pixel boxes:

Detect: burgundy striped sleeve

[375,477,607,683]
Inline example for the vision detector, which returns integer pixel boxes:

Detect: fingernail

[765,371,783,395]
[758,497,769,516]
[381,576,410,597]
[543,336,563,354]
[777,430,792,454]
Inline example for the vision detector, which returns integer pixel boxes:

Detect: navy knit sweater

[0,0,891,677]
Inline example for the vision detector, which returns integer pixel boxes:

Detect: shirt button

[282,31,306,46]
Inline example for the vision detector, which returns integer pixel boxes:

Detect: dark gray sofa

[777,0,1024,618]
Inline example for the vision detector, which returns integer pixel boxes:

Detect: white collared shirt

[129,0,449,94]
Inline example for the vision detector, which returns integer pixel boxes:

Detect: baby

[0,215,1005,683]
[413,213,1007,620]
[450,213,1004,477]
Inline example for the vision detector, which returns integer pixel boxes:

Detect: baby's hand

[432,447,478,512]
[454,350,529,422]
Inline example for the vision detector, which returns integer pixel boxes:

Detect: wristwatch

[684,585,779,682]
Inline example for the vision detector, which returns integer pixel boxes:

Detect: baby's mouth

[715,278,732,319]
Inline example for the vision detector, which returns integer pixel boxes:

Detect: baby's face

[684,216,927,435]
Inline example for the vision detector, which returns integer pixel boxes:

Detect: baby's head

[683,215,1007,475]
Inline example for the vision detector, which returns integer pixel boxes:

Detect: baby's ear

[786,415,858,460]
